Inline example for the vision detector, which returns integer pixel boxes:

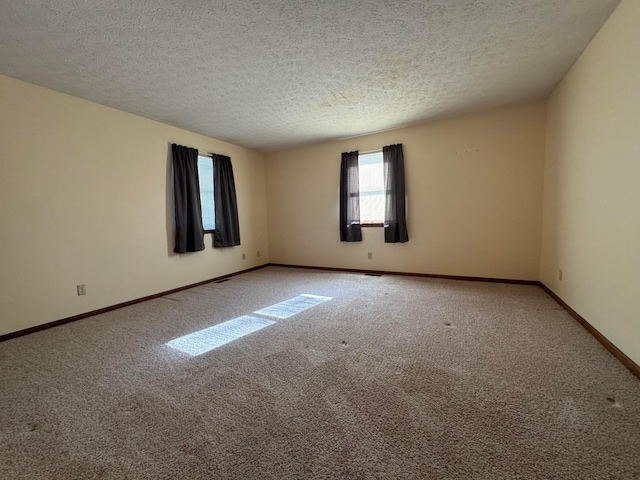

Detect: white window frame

[358,151,385,225]
[197,155,215,232]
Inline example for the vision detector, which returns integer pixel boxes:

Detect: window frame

[358,150,385,227]
[197,154,215,234]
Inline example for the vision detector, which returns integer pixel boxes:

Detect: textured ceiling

[0,0,621,152]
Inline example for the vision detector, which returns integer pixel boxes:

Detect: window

[358,151,384,224]
[197,155,215,231]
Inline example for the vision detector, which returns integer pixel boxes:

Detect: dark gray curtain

[383,144,409,243]
[213,154,241,248]
[172,144,205,253]
[339,151,362,242]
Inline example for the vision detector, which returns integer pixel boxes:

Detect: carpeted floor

[1,266,639,479]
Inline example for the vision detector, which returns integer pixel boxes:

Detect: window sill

[361,223,383,228]
[204,229,215,234]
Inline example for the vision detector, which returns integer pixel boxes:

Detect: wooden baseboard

[539,283,640,380]
[0,264,270,342]
[270,264,639,379]
[267,263,539,285]
[4,263,638,381]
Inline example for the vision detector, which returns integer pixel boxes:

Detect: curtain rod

[174,143,225,157]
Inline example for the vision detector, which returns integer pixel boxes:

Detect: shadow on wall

[165,144,177,257]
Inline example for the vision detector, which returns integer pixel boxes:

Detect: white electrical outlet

[367,252,373,260]
[77,284,86,296]
[559,269,563,281]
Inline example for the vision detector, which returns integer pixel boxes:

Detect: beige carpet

[1,266,639,479]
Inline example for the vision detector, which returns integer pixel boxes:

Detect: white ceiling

[0,0,620,152]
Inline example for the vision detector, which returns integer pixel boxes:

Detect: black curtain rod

[170,143,218,157]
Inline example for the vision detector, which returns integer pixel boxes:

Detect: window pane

[197,156,215,230]
[358,152,384,223]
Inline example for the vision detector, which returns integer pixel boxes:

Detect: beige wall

[540,0,640,365]
[0,75,269,336]
[266,102,546,280]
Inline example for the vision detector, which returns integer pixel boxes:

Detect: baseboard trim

[5,264,637,380]
[267,263,540,285]
[270,264,639,378]
[0,264,270,342]
[539,283,640,380]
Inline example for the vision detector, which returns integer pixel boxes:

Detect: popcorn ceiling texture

[0,0,620,151]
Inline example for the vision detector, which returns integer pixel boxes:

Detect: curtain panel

[213,154,241,248]
[172,144,205,253]
[339,150,363,242]
[383,144,409,243]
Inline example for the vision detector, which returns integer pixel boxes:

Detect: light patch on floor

[166,315,275,356]
[254,294,332,319]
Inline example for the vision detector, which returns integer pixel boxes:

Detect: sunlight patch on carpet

[254,294,332,319]
[166,315,275,356]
